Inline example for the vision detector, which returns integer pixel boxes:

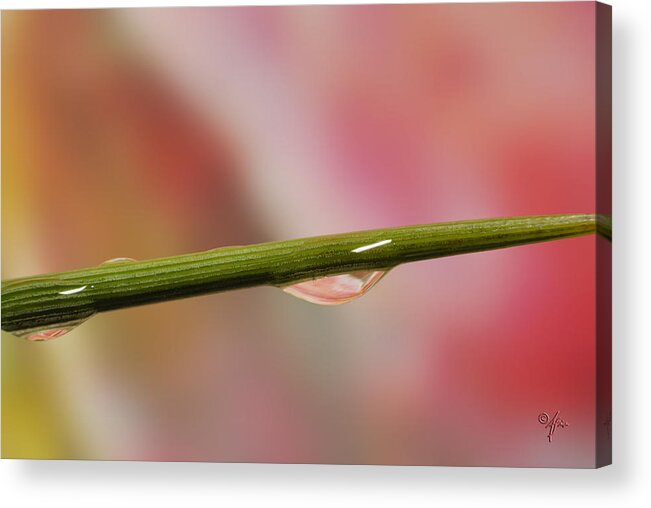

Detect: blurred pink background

[2,3,604,466]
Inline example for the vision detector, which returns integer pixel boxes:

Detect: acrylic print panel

[1,2,611,467]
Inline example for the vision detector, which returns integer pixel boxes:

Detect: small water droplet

[101,257,137,265]
[24,327,74,342]
[282,270,387,305]
[12,316,93,342]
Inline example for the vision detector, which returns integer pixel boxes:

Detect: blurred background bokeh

[2,3,601,466]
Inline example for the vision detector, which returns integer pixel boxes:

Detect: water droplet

[101,257,137,265]
[282,270,387,305]
[12,316,93,342]
[23,327,74,342]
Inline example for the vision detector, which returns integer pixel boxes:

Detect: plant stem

[1,214,610,335]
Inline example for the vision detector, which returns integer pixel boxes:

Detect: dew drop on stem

[282,270,388,305]
[101,257,137,265]
[12,316,95,342]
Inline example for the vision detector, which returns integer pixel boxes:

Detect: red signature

[538,411,569,442]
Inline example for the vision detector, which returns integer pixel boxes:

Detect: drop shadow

[609,9,635,487]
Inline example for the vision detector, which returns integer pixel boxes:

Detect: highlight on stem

[1,213,611,341]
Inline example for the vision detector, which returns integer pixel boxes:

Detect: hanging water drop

[12,316,94,342]
[282,270,387,305]
[101,257,137,265]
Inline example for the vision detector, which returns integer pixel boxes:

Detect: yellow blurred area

[3,12,72,459]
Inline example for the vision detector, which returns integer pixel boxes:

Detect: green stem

[1,214,610,335]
